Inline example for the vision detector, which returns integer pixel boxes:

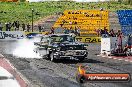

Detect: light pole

[32,9,34,32]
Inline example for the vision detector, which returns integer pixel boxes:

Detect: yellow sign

[53,10,110,36]
[76,37,101,43]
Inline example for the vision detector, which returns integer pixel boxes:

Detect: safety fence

[0,31,101,43]
[0,31,49,40]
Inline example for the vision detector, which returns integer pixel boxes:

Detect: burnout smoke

[13,38,41,58]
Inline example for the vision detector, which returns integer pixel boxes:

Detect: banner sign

[25,32,49,39]
[0,31,25,40]
[76,36,101,43]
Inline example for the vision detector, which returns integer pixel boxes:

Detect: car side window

[41,37,48,43]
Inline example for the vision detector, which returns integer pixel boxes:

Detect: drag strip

[0,40,132,87]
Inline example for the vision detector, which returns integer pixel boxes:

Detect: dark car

[34,34,88,62]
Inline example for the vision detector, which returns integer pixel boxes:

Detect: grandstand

[117,10,132,36]
[53,10,109,36]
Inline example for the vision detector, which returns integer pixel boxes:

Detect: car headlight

[54,52,59,55]
[79,51,84,55]
[60,51,65,55]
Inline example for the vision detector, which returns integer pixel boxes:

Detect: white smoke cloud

[13,38,42,58]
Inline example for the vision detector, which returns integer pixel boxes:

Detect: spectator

[64,27,69,34]
[22,23,26,31]
[104,27,109,35]
[117,31,124,53]
[38,25,42,32]
[123,44,128,54]
[8,22,12,31]
[42,27,45,32]
[12,21,16,31]
[16,21,20,31]
[50,27,54,34]
[100,29,104,35]
[12,21,18,31]
[74,27,80,36]
[116,30,122,37]
[109,29,115,37]
[0,22,3,31]
[128,34,132,49]
[27,23,31,32]
[5,23,9,31]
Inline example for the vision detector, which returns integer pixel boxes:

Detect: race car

[33,34,88,62]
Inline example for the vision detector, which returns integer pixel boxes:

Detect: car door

[38,37,49,56]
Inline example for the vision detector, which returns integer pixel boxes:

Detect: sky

[27,0,110,2]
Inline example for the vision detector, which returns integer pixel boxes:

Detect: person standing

[117,31,123,53]
[8,22,12,31]
[27,23,31,32]
[104,27,109,35]
[109,29,115,37]
[50,27,54,34]
[38,25,42,32]
[5,23,9,31]
[13,21,17,31]
[16,21,20,31]
[0,22,3,31]
[22,23,26,31]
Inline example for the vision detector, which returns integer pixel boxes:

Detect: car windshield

[50,35,74,42]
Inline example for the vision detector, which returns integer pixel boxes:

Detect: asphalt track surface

[0,40,132,87]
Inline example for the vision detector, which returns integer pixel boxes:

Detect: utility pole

[32,9,34,32]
